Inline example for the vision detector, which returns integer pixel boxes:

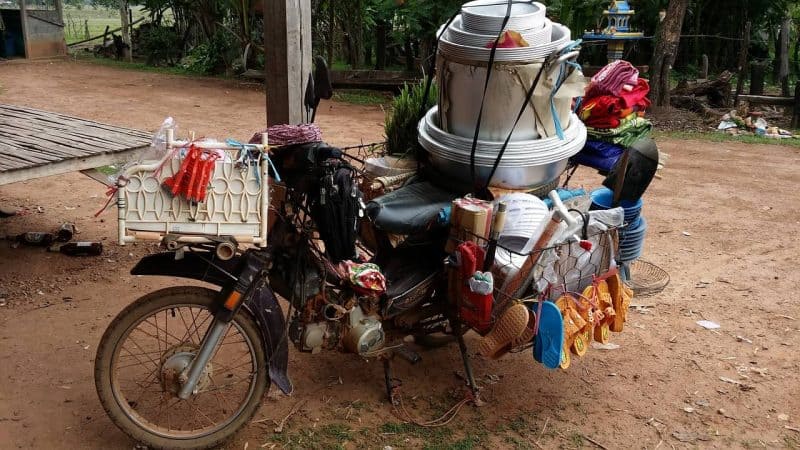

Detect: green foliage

[137,25,182,65]
[384,78,437,156]
[181,30,238,75]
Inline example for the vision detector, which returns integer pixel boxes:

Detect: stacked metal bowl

[419,0,586,189]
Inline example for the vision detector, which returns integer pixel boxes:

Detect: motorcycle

[93,138,508,449]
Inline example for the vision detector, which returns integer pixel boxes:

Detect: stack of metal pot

[418,0,587,190]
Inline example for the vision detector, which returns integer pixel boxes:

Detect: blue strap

[549,40,584,140]
[225,139,282,184]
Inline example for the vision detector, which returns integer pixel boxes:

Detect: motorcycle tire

[94,286,269,449]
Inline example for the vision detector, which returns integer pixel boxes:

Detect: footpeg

[394,344,422,364]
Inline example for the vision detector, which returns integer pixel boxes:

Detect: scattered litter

[64,206,76,210]
[735,335,753,344]
[683,406,695,413]
[36,206,44,213]
[671,431,710,443]
[777,315,796,321]
[778,414,790,422]
[682,231,692,236]
[697,320,720,330]
[717,408,734,419]
[668,336,678,343]
[0,299,6,307]
[719,376,754,391]
[591,342,620,350]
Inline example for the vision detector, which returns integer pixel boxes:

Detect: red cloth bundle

[579,78,651,129]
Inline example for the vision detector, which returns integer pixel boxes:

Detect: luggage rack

[116,129,271,247]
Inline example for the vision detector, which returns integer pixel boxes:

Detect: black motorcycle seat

[366,181,458,235]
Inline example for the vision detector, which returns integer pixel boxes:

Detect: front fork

[177,250,269,399]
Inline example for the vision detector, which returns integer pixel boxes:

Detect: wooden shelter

[0,0,66,59]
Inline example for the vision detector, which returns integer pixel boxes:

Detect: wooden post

[792,82,800,130]
[733,21,751,107]
[700,54,708,80]
[265,0,312,125]
[19,0,30,58]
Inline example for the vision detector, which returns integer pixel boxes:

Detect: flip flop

[532,301,565,370]
[583,283,614,344]
[478,302,529,359]
[606,271,634,332]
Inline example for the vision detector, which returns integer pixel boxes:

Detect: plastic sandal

[606,271,633,332]
[583,283,614,344]
[478,302,529,359]
[533,301,565,370]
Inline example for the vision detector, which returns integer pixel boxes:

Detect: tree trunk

[375,19,388,70]
[733,21,751,107]
[750,61,767,95]
[119,1,132,62]
[779,17,791,97]
[327,0,334,65]
[404,36,414,72]
[649,0,690,108]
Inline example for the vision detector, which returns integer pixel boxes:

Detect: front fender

[130,251,241,287]
[130,251,293,395]
[243,285,293,395]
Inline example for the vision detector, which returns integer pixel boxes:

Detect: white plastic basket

[117,131,270,246]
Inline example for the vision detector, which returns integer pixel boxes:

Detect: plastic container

[590,187,643,225]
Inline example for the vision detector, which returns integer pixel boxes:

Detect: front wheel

[95,286,269,449]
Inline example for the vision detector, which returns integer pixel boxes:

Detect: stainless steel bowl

[437,22,570,63]
[461,0,546,34]
[446,16,553,48]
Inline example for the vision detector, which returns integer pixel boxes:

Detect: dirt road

[1,60,799,449]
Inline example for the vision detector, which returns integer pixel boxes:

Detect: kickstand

[382,356,401,405]
[452,318,484,406]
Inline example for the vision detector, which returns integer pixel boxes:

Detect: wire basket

[625,259,670,297]
[491,226,619,315]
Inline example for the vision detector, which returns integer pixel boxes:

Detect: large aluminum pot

[437,44,578,141]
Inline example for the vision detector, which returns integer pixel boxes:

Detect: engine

[288,292,385,356]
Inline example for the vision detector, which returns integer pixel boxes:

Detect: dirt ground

[1,60,799,450]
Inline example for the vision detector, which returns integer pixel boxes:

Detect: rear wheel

[95,286,269,449]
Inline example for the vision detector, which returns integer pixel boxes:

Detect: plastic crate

[117,136,271,246]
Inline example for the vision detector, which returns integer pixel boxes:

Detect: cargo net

[490,226,619,318]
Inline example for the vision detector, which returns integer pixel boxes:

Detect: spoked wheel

[95,286,269,449]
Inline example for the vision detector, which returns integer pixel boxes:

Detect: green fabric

[587,115,652,147]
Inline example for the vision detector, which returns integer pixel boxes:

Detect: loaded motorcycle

[93,138,518,449]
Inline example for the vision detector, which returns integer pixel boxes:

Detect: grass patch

[654,130,800,148]
[332,89,392,106]
[267,422,353,450]
[71,52,209,77]
[377,422,486,450]
[63,6,149,45]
